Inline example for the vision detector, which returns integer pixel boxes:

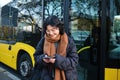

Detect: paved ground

[0,67,21,80]
[0,63,87,80]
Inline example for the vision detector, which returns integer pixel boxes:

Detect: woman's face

[46,25,60,39]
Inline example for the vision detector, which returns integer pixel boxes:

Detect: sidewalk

[0,67,21,80]
[0,64,85,80]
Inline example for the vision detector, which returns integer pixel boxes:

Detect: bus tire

[18,53,33,77]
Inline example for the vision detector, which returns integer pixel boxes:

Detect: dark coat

[33,37,79,80]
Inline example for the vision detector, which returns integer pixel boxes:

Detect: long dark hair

[43,15,64,35]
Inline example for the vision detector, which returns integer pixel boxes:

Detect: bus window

[0,26,16,44]
[105,0,120,80]
[109,16,120,60]
[69,0,99,49]
[44,0,63,20]
[69,0,100,80]
[0,3,43,46]
[107,0,120,68]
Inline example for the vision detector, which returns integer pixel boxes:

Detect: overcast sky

[0,0,12,7]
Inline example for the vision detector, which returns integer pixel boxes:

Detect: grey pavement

[0,67,21,80]
[0,64,86,80]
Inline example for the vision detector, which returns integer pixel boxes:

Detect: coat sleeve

[55,37,79,71]
[33,37,48,68]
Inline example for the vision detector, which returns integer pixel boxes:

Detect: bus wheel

[18,54,33,77]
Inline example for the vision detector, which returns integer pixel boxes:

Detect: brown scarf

[44,33,68,80]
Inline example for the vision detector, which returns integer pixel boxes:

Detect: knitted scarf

[44,32,68,80]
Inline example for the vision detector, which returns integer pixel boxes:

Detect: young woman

[33,15,79,80]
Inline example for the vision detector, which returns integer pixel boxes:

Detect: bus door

[69,0,100,80]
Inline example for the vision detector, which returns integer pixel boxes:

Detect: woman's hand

[49,58,56,63]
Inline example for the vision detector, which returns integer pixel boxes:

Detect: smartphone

[43,55,55,59]
[43,56,51,60]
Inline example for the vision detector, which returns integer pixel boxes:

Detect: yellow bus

[0,0,120,80]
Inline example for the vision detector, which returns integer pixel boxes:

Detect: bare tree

[7,0,42,30]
